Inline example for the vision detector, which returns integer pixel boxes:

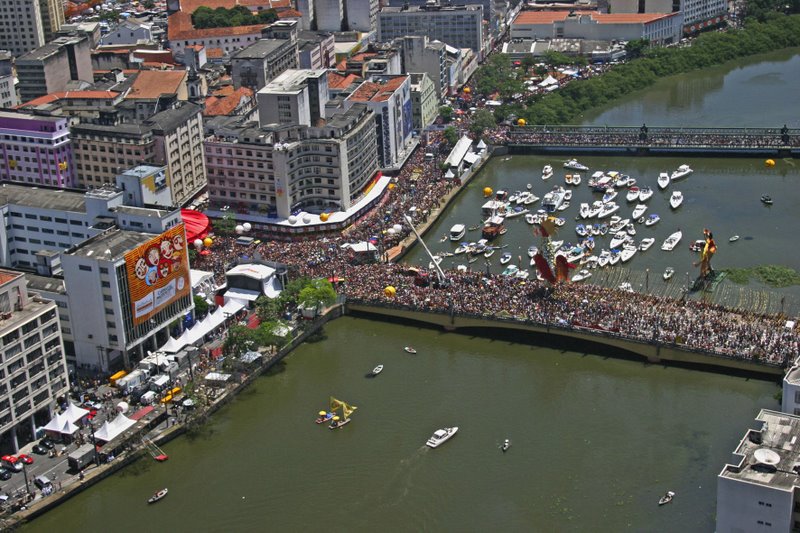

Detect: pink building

[0,110,76,188]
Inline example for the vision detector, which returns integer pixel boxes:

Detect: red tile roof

[327,72,359,90]
[277,8,301,18]
[513,10,675,25]
[125,70,187,100]
[349,76,408,103]
[19,91,120,107]
[206,48,226,58]
[203,87,254,116]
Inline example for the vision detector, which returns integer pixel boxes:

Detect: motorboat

[729,235,740,242]
[645,214,660,227]
[571,174,581,185]
[602,188,617,203]
[609,217,629,233]
[484,248,495,258]
[542,187,567,213]
[657,172,670,190]
[564,159,589,171]
[449,224,466,241]
[329,417,352,430]
[579,203,591,219]
[525,213,536,225]
[610,231,629,250]
[670,164,693,181]
[659,491,676,506]
[620,244,637,263]
[589,172,613,192]
[639,237,655,251]
[597,249,611,268]
[527,245,538,257]
[404,346,417,354]
[542,164,554,180]
[625,222,636,236]
[148,488,168,504]
[502,264,519,277]
[619,282,634,292]
[571,269,592,282]
[515,269,530,280]
[599,224,609,236]
[426,427,459,448]
[661,230,683,251]
[504,206,529,219]
[581,255,598,268]
[631,204,648,220]
[554,217,566,227]
[597,202,620,219]
[523,193,540,206]
[565,174,573,185]
[454,243,469,255]
[428,256,443,270]
[638,186,654,202]
[689,239,706,253]
[508,191,520,204]
[663,267,675,281]
[669,191,684,209]
[626,186,640,202]
[576,224,588,237]
[500,439,511,453]
[608,249,621,265]
[499,252,512,265]
[516,191,531,205]
[316,411,335,424]
[557,201,570,212]
[563,190,573,201]
[761,195,773,205]
[371,364,384,376]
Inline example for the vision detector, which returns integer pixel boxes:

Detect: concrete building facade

[15,35,93,103]
[511,11,683,45]
[0,111,76,188]
[378,4,485,58]
[345,0,379,32]
[231,38,299,91]
[0,0,45,57]
[0,51,16,109]
[409,72,438,131]
[398,36,448,97]
[315,0,343,31]
[257,69,329,127]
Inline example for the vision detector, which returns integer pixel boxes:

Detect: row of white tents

[42,402,136,443]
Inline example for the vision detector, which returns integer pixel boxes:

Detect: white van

[140,391,157,405]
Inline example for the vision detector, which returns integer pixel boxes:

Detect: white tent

[63,402,90,424]
[444,169,455,179]
[539,75,558,87]
[43,412,79,436]
[160,299,245,353]
[94,413,137,443]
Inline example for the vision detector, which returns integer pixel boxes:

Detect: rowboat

[404,346,417,354]
[148,488,168,504]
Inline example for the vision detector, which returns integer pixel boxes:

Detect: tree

[298,279,337,309]
[213,214,236,236]
[255,295,284,322]
[223,324,257,357]
[625,38,650,60]
[469,109,497,135]
[439,106,454,122]
[193,295,209,318]
[443,126,459,146]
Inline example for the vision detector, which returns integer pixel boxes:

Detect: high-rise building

[398,36,448,97]
[0,269,69,453]
[344,0,379,32]
[231,39,299,91]
[315,0,343,31]
[15,35,93,103]
[0,0,45,57]
[0,111,76,188]
[257,69,329,127]
[38,0,64,42]
[409,73,438,131]
[0,51,18,109]
[378,4,485,59]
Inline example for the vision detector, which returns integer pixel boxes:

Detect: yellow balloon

[320,212,329,222]
[332,416,340,421]
[384,286,396,298]
[483,187,493,197]
[203,237,213,247]
[388,183,396,190]
[319,411,327,416]
[765,159,775,167]
[517,118,527,126]
[463,87,471,93]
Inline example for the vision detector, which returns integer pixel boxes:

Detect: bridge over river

[504,125,800,156]
[346,301,785,377]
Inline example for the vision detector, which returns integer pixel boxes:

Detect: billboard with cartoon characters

[124,224,190,326]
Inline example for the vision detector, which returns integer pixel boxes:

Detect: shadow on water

[305,329,328,343]
[118,454,153,478]
[263,361,287,377]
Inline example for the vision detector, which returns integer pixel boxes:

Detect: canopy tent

[181,209,211,242]
[42,412,79,436]
[63,402,90,424]
[538,76,558,87]
[94,413,136,443]
[160,299,245,353]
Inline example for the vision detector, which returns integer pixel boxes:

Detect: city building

[38,0,64,42]
[297,30,335,69]
[409,73,438,131]
[167,11,268,60]
[782,355,800,415]
[204,103,379,223]
[315,0,343,31]
[115,165,174,208]
[378,4,486,59]
[125,70,190,120]
[398,36,447,97]
[0,111,76,188]
[510,10,683,45]
[680,0,726,31]
[256,69,329,127]
[717,409,800,532]
[346,75,414,169]
[340,48,403,78]
[0,0,45,57]
[0,51,18,109]
[72,122,157,191]
[231,39,299,91]
[385,0,501,41]
[0,269,69,453]
[15,35,93,103]
[344,0,379,32]
[100,19,155,46]
[296,0,314,30]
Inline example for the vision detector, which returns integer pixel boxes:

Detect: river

[24,49,799,532]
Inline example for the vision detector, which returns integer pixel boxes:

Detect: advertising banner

[124,224,190,326]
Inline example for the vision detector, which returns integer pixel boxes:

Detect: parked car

[17,454,33,465]
[32,444,48,455]
[0,467,12,480]
[39,438,55,450]
[1,456,21,472]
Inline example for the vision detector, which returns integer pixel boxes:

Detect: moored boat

[499,252,512,265]
[500,439,511,452]
[563,158,589,171]
[669,191,683,209]
[426,427,459,448]
[661,230,683,251]
[657,172,670,190]
[449,224,466,241]
[542,164,554,180]
[602,188,617,203]
[148,488,168,504]
[638,186,653,202]
[571,173,581,185]
[626,186,640,202]
[663,267,675,281]
[639,237,655,251]
[670,164,693,181]
[761,195,773,205]
[645,214,660,227]
[371,364,384,376]
[620,244,637,263]
[597,202,620,219]
[631,204,648,220]
[729,235,740,242]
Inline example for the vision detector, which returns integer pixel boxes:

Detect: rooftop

[24,273,67,295]
[167,11,267,41]
[16,35,87,63]
[125,70,187,100]
[349,76,408,103]
[113,205,173,218]
[327,72,360,90]
[204,87,254,116]
[66,227,154,261]
[719,409,800,491]
[0,110,65,125]
[18,90,120,108]
[0,182,87,213]
[145,102,203,133]
[513,10,675,25]
[260,69,327,94]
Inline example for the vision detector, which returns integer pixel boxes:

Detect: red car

[17,454,33,465]
[1,455,22,471]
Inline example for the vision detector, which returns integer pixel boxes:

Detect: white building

[315,0,343,31]
[782,352,800,415]
[296,0,314,30]
[717,409,800,532]
[257,69,329,127]
[0,269,69,453]
[100,19,154,46]
[0,52,17,109]
[345,0,379,32]
[398,36,448,97]
[681,0,727,29]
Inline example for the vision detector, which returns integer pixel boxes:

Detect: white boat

[564,159,589,171]
[527,246,538,257]
[449,224,466,241]
[542,164,554,180]
[639,237,655,251]
[626,186,640,202]
[597,202,620,219]
[669,191,683,209]
[563,190,573,201]
[609,217,629,233]
[575,224,588,237]
[484,248,495,258]
[502,264,519,277]
[523,193,539,205]
[597,249,611,267]
[500,439,511,452]
[571,269,592,282]
[663,267,675,281]
[670,164,693,181]
[371,364,384,376]
[571,173,581,185]
[602,189,617,203]
[454,243,469,254]
[428,256,443,269]
[729,235,740,242]
[515,269,530,280]
[554,217,566,227]
[657,172,670,190]
[661,230,683,251]
[148,488,169,504]
[638,186,653,202]
[659,491,676,506]
[515,192,529,205]
[625,222,636,236]
[557,201,570,212]
[620,244,637,263]
[631,204,648,219]
[525,213,536,225]
[645,214,660,227]
[426,427,458,448]
[542,187,567,213]
[504,207,529,219]
[404,346,417,354]
[499,252,512,265]
[610,231,629,249]
[608,249,621,265]
[579,203,591,219]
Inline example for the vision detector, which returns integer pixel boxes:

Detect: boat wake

[369,449,428,508]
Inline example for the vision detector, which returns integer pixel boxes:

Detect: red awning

[130,405,154,421]
[181,209,211,242]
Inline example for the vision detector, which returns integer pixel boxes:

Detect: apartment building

[0,111,76,188]
[0,51,17,109]
[398,36,448,97]
[409,73,438,131]
[231,38,299,91]
[72,122,157,191]
[256,69,329,127]
[378,4,485,59]
[15,34,93,103]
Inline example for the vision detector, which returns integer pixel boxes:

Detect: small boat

[663,267,675,281]
[597,249,611,267]
[625,223,636,236]
[661,230,683,251]
[620,244,637,263]
[579,203,591,219]
[404,346,417,354]
[503,157,512,161]
[609,249,621,266]
[565,174,573,185]
[315,411,334,424]
[468,223,481,232]
[657,172,670,190]
[148,488,168,504]
[609,217,629,233]
[571,269,592,282]
[500,439,511,453]
[439,235,447,242]
[602,189,617,203]
[542,164,554,180]
[631,204,647,220]
[557,201,570,212]
[610,231,629,250]
[499,252,512,265]
[689,239,705,252]
[371,364,384,376]
[669,191,683,209]
[515,269,530,280]
[571,174,581,185]
[563,159,589,171]
[639,237,655,251]
[729,235,740,242]
[658,491,676,506]
[638,186,653,202]
[426,427,459,448]
[626,186,640,203]
[523,194,539,206]
[597,202,620,219]
[449,224,466,241]
[761,195,773,205]
[484,248,495,258]
[502,264,519,277]
[526,183,532,190]
[527,245,538,257]
[670,164,693,181]
[329,417,352,430]
[575,224,588,237]
[645,214,660,227]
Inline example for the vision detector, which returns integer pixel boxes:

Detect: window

[78,265,92,272]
